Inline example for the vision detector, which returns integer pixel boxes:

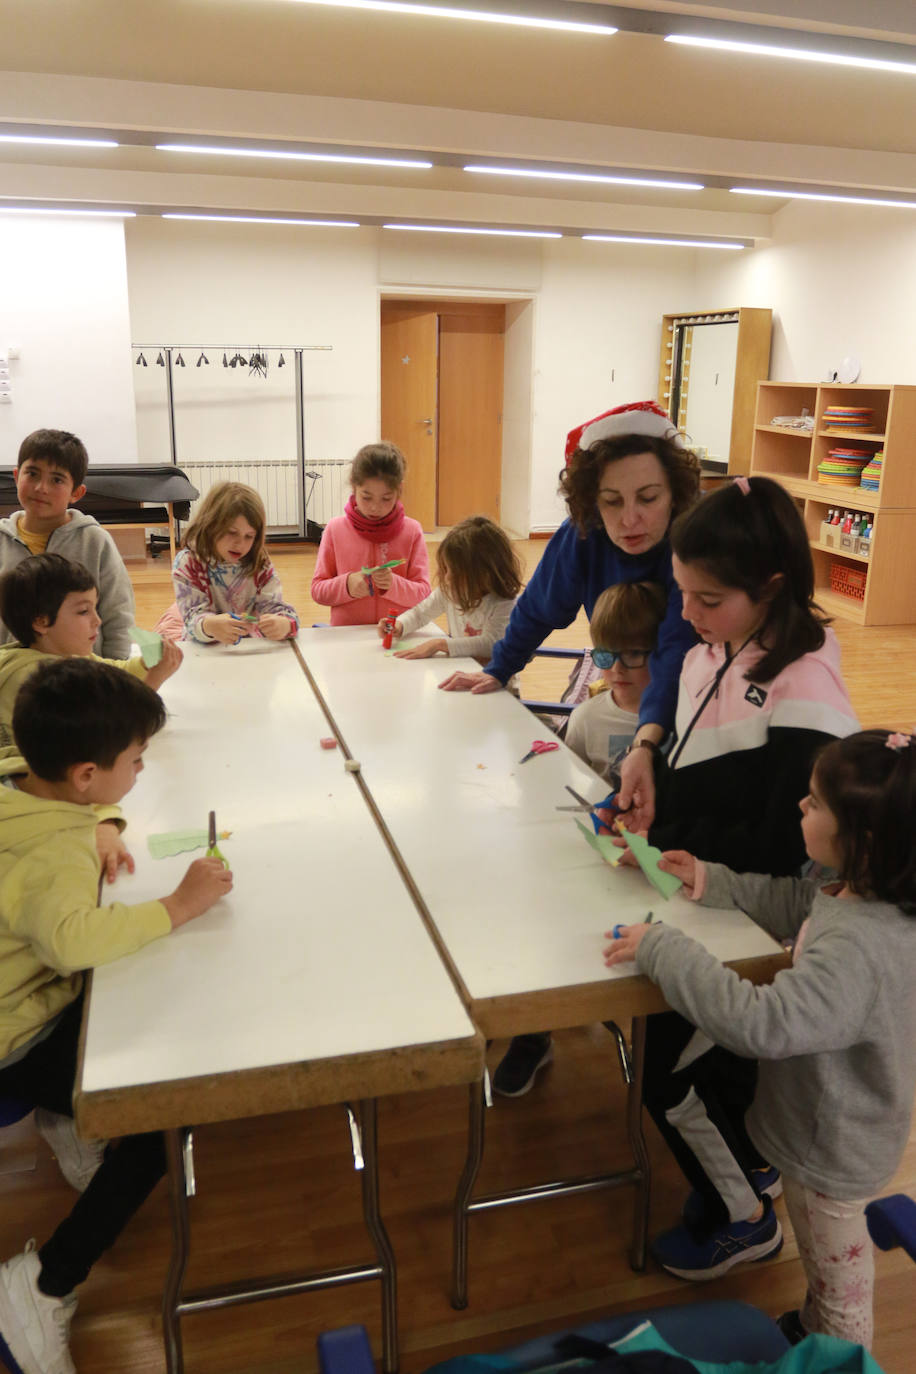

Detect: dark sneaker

[682,1165,783,1231]
[776,1310,808,1345]
[652,1195,783,1280]
[492,1033,553,1097]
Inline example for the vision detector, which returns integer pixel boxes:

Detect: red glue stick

[382,615,396,650]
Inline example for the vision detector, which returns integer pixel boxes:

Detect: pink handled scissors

[519,738,560,764]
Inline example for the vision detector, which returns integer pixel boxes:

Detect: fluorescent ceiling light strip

[157,143,432,169]
[666,34,916,77]
[281,0,616,34]
[384,223,561,237]
[0,206,135,218]
[162,213,360,226]
[583,233,744,249]
[731,186,916,209]
[465,164,703,190]
[0,134,119,149]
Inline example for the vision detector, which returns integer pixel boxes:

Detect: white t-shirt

[565,689,639,782]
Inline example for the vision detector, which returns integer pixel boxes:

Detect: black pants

[0,994,166,1297]
[642,1010,769,1229]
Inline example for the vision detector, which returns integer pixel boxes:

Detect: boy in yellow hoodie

[0,553,182,750]
[0,658,232,1374]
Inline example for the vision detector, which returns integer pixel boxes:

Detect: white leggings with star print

[783,1176,875,1348]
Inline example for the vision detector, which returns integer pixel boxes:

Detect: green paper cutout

[384,638,427,656]
[574,818,622,866]
[361,558,405,576]
[618,827,682,899]
[148,829,231,860]
[130,626,163,668]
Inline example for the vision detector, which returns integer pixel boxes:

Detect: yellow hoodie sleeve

[4,836,171,975]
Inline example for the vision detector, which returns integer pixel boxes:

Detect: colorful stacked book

[860,449,883,491]
[817,447,872,486]
[822,405,874,431]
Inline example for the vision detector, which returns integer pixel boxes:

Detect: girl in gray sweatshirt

[605,729,916,1350]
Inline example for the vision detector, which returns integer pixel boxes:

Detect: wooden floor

[4,538,914,1374]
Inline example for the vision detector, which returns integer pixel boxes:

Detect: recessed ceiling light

[0,205,135,217]
[383,223,562,237]
[464,164,704,190]
[0,134,119,148]
[730,187,916,208]
[278,0,616,34]
[157,143,432,169]
[583,233,745,249]
[161,213,361,226]
[665,34,916,77]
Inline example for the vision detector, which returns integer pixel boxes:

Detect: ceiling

[3,0,916,241]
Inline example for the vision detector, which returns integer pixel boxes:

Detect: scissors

[555,784,630,834]
[206,810,229,867]
[519,739,560,764]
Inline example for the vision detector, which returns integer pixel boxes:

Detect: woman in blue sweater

[442,400,701,1095]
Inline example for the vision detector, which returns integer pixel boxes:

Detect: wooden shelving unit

[749,382,916,626]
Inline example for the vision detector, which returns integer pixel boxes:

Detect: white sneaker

[0,1241,77,1374]
[34,1109,106,1193]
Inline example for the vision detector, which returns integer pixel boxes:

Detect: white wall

[0,216,138,466]
[694,200,916,385]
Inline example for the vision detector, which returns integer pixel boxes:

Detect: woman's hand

[602,922,652,968]
[347,571,371,599]
[258,613,291,641]
[373,565,394,591]
[438,670,502,693]
[96,821,134,884]
[203,614,252,645]
[616,745,658,831]
[395,638,447,659]
[144,637,183,690]
[378,617,403,640]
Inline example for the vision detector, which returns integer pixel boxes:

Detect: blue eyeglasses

[591,648,651,670]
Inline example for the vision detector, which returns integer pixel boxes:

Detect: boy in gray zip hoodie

[0,430,134,658]
[605,729,916,1348]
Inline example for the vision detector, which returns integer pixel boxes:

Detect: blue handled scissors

[556,784,630,834]
[519,739,560,764]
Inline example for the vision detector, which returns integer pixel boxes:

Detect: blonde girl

[310,442,430,626]
[381,516,523,666]
[156,482,298,644]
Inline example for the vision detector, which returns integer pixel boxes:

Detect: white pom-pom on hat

[565,400,684,462]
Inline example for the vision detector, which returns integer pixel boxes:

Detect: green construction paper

[574,818,622,866]
[130,626,163,668]
[361,558,405,576]
[148,829,231,859]
[384,638,427,656]
[618,827,683,900]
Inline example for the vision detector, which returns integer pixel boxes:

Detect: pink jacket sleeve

[310,522,352,608]
[385,524,431,609]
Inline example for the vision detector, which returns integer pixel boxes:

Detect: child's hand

[377,617,403,640]
[144,637,183,691]
[258,613,291,641]
[373,565,394,591]
[203,614,253,644]
[658,850,699,896]
[162,857,233,928]
[602,922,653,968]
[347,572,371,599]
[439,670,502,693]
[95,821,135,884]
[396,638,447,659]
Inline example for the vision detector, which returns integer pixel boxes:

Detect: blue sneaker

[652,1195,783,1280]
[682,1165,783,1231]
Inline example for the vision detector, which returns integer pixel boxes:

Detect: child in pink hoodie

[311,442,431,626]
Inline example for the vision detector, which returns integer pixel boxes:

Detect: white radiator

[180,458,351,533]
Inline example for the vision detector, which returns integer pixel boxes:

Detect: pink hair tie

[733,475,751,495]
[885,731,912,752]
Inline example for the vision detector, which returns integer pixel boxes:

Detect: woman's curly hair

[559,434,700,537]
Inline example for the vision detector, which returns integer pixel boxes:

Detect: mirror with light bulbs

[658,308,772,474]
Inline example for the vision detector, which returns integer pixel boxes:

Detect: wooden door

[380,305,438,529]
[437,309,505,525]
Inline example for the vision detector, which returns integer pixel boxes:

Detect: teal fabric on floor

[615,1320,888,1374]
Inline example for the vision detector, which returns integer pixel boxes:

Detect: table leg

[162,1128,191,1374]
[626,1016,650,1272]
[358,1100,399,1374]
[450,1078,486,1310]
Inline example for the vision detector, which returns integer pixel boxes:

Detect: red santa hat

[564,400,684,462]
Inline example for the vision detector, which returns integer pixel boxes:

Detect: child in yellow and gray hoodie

[0,658,233,1374]
[0,553,182,751]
